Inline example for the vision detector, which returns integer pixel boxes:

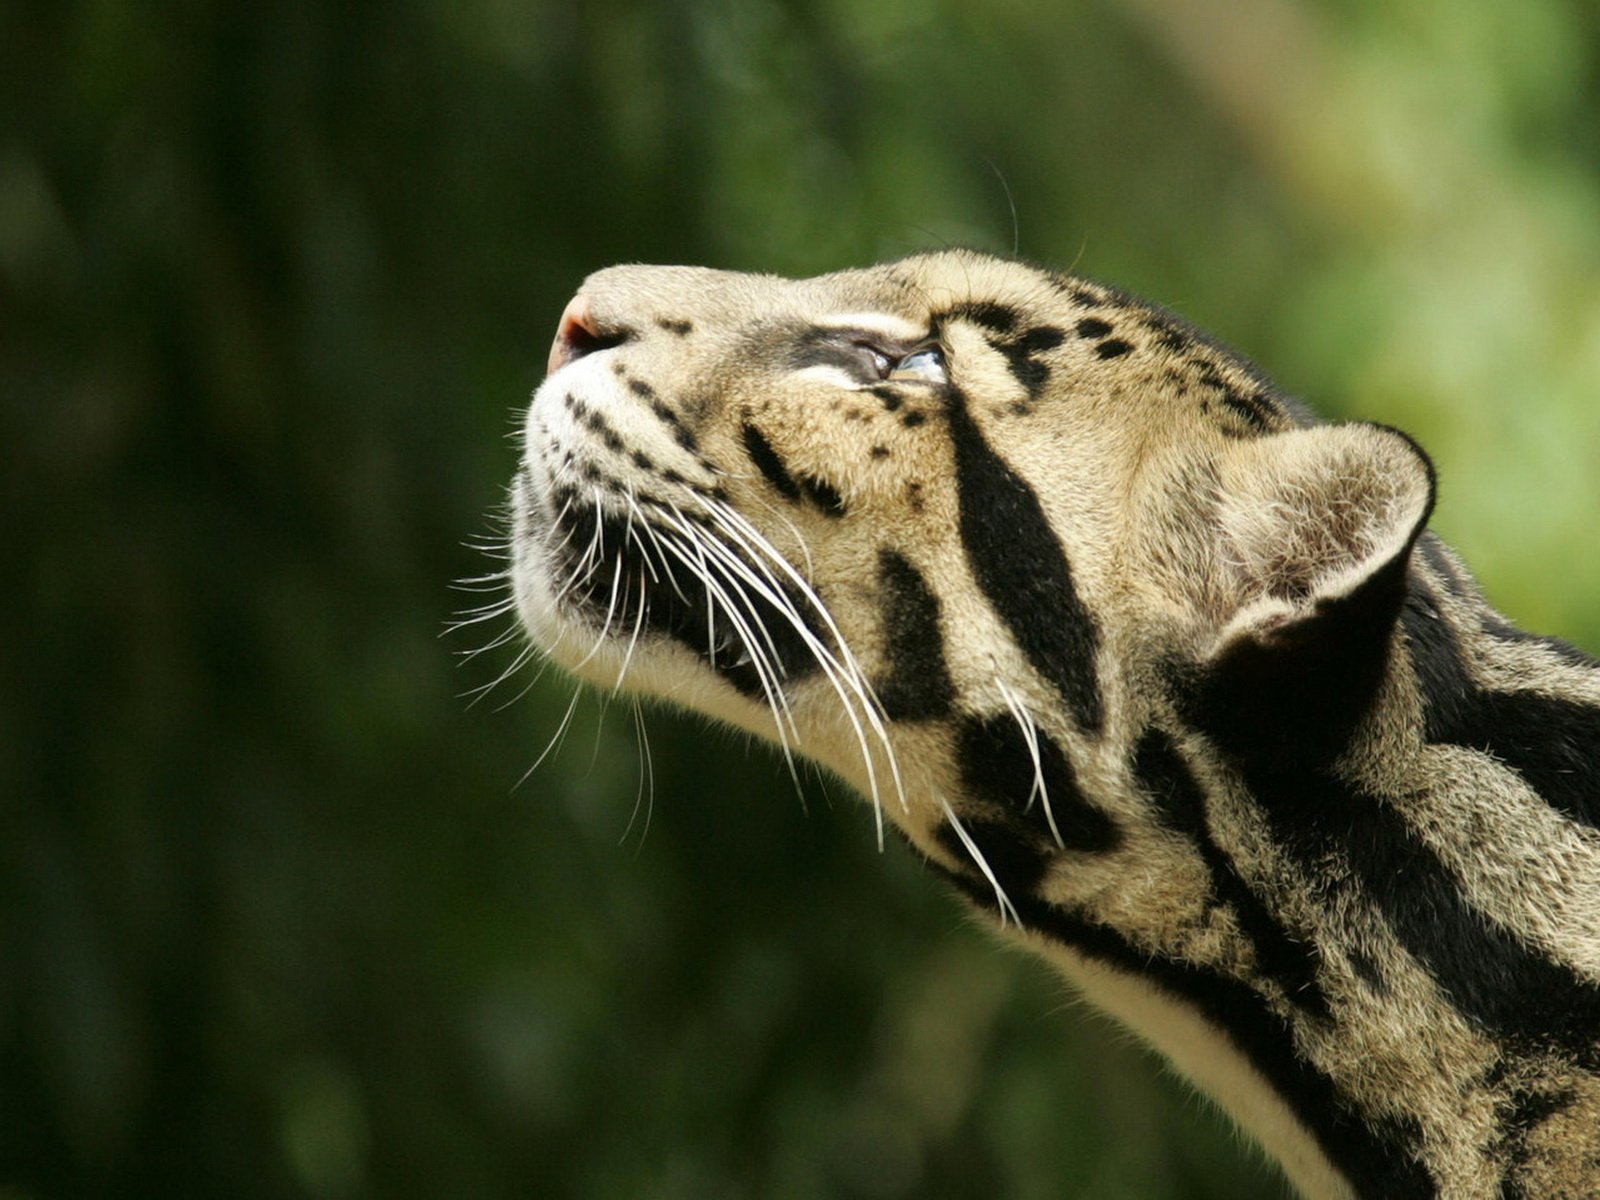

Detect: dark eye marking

[789,328,897,378]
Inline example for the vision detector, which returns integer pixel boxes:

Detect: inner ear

[1213,423,1435,641]
[1192,423,1436,766]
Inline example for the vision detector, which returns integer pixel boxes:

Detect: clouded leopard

[507,250,1600,1199]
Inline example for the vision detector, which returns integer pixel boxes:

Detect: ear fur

[1192,423,1436,766]
[1213,423,1436,636]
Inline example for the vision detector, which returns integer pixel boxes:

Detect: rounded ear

[1191,423,1435,766]
[1212,423,1436,646]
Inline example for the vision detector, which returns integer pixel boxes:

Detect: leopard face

[511,250,1430,863]
[507,251,1600,1200]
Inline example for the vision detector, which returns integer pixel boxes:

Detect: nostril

[546,294,629,376]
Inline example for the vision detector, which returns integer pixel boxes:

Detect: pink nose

[547,293,599,376]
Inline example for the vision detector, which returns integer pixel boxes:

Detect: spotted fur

[507,251,1600,1198]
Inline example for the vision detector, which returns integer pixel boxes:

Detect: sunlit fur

[508,250,1600,1199]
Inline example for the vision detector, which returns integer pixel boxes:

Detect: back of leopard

[506,250,1600,1198]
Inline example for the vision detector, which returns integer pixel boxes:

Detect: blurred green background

[6,1,1600,1196]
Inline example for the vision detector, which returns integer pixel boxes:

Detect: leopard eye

[861,346,894,378]
[889,346,947,384]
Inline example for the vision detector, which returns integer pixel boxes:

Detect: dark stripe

[1200,371,1279,434]
[1133,730,1329,1017]
[944,301,1019,333]
[927,857,1435,1197]
[957,714,1120,853]
[874,550,953,720]
[1403,587,1600,828]
[741,423,800,502]
[944,388,1104,732]
[1248,759,1600,1067]
[1479,616,1597,669]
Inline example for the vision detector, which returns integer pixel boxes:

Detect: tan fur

[511,250,1600,1198]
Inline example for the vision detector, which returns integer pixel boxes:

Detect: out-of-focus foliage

[5,0,1598,1196]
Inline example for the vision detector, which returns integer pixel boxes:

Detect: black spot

[927,857,1436,1197]
[741,423,800,502]
[1069,287,1102,308]
[869,445,890,460]
[869,385,903,412]
[989,325,1066,401]
[1094,339,1133,360]
[1075,317,1114,339]
[875,550,953,720]
[656,317,693,336]
[957,714,1120,852]
[1133,730,1329,1016]
[945,387,1104,732]
[627,377,656,399]
[631,450,655,471]
[798,475,846,518]
[901,411,926,428]
[1018,325,1066,354]
[905,482,925,513]
[1404,589,1600,828]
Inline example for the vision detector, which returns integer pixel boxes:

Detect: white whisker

[513,686,584,790]
[940,796,1022,928]
[994,676,1065,850]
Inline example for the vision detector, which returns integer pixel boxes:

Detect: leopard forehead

[570,250,1293,439]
